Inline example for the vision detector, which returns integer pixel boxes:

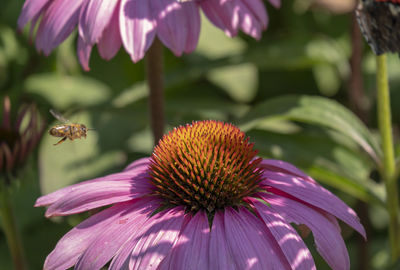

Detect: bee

[49,109,91,146]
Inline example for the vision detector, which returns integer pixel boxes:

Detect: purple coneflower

[18,0,280,70]
[0,96,44,184]
[37,120,365,270]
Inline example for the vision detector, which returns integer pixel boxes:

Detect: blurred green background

[1,0,400,269]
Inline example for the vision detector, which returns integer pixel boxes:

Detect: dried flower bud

[356,0,400,54]
[0,96,45,184]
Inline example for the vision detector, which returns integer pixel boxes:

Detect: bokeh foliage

[1,0,400,269]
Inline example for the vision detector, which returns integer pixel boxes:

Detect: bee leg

[54,137,67,146]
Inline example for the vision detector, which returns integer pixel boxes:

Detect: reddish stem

[145,38,165,146]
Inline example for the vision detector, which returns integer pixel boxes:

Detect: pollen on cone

[149,120,264,213]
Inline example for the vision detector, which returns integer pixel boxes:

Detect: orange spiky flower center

[149,121,264,214]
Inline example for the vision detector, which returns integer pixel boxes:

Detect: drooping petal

[35,0,85,55]
[241,0,268,29]
[97,1,122,60]
[44,201,144,270]
[252,199,316,270]
[200,0,239,38]
[119,207,184,270]
[28,13,42,41]
[17,0,51,29]
[209,211,236,269]
[182,2,201,53]
[77,35,93,71]
[78,0,120,44]
[237,1,263,39]
[268,0,281,8]
[75,198,161,270]
[151,0,184,55]
[158,211,210,269]
[35,158,151,207]
[259,159,316,183]
[262,171,366,238]
[120,0,156,62]
[260,193,352,270]
[152,0,200,56]
[224,207,292,269]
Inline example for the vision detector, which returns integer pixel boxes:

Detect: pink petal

[77,35,93,71]
[200,0,239,38]
[17,0,51,29]
[78,0,120,44]
[35,158,151,207]
[44,201,137,270]
[124,157,151,172]
[262,171,366,238]
[119,0,156,62]
[35,0,84,55]
[237,2,263,39]
[241,0,268,29]
[209,211,236,269]
[97,1,122,60]
[74,198,160,270]
[152,0,200,56]
[224,207,292,269]
[158,211,210,269]
[268,0,281,8]
[259,159,316,184]
[28,14,42,41]
[182,3,201,53]
[252,199,316,270]
[44,175,148,217]
[261,193,351,270]
[120,207,185,270]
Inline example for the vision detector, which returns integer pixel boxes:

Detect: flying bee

[49,109,92,146]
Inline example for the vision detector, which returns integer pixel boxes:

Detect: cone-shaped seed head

[149,120,264,214]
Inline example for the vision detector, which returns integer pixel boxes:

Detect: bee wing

[50,109,70,123]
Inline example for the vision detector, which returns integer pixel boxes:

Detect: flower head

[36,120,365,270]
[18,0,280,70]
[0,96,45,184]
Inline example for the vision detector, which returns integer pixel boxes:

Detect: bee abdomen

[49,125,69,137]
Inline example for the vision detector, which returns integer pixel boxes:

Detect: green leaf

[248,128,384,206]
[240,95,382,165]
[24,74,111,110]
[207,63,258,103]
[312,64,340,96]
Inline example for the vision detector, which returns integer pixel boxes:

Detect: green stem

[145,38,165,146]
[0,184,28,270]
[376,54,400,261]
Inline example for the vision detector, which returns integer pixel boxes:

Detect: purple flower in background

[17,0,280,70]
[36,121,365,270]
